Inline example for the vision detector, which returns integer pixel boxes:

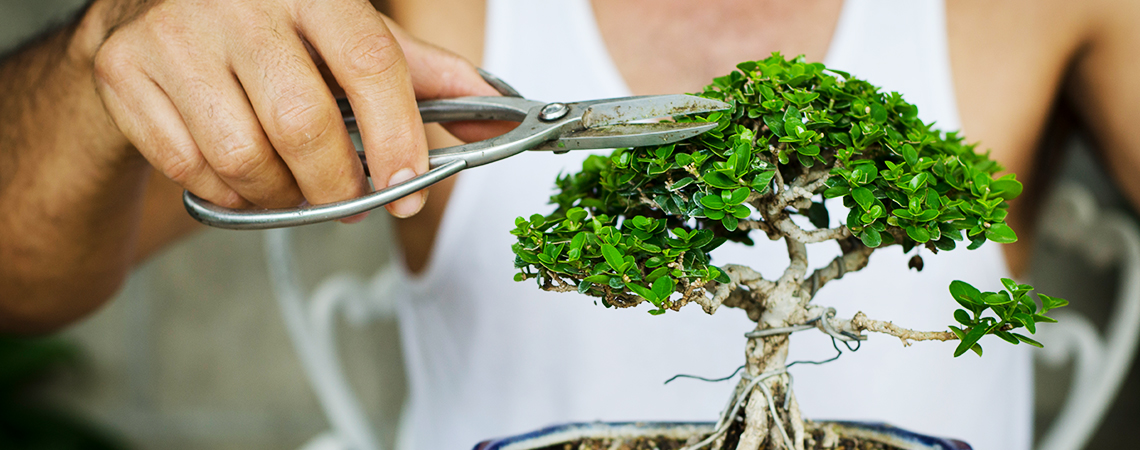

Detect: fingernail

[340,212,369,224]
[387,168,425,218]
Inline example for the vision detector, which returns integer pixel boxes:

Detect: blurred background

[3,1,1139,449]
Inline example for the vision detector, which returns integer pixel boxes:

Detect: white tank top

[393,1,1031,449]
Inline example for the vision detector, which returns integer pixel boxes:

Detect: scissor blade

[530,121,717,151]
[580,95,730,129]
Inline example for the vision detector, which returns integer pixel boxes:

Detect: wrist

[63,0,137,164]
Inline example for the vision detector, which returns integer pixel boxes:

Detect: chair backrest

[1033,182,1140,450]
[264,228,399,450]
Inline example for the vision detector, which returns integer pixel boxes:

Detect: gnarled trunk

[734,333,803,450]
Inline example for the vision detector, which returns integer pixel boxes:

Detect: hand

[90,0,499,218]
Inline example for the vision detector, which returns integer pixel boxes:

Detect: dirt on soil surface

[536,425,902,450]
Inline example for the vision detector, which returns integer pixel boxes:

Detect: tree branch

[796,240,876,302]
[699,264,773,320]
[773,217,851,243]
[834,311,956,346]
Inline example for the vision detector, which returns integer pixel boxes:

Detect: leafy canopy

[510,53,1063,354]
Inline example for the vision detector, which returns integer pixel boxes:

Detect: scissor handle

[184,71,539,230]
[183,159,467,229]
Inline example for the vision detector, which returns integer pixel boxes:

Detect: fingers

[93,43,246,209]
[230,24,367,208]
[161,64,307,209]
[96,0,510,221]
[297,1,426,218]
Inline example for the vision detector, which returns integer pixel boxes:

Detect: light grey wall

[0,4,406,449]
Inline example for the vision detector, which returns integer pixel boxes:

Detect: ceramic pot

[474,421,971,450]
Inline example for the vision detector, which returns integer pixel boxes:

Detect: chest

[591,0,843,96]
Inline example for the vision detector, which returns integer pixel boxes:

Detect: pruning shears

[183,71,730,229]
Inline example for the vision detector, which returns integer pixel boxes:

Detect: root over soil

[535,422,902,450]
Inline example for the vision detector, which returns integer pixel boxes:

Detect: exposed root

[736,389,768,450]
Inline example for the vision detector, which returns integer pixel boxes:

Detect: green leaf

[651,276,676,301]
[729,187,750,205]
[627,282,659,305]
[700,194,726,210]
[670,177,695,191]
[1013,333,1044,348]
[763,114,786,138]
[566,207,588,222]
[949,280,982,306]
[732,204,752,219]
[1039,294,1069,313]
[823,186,849,199]
[901,144,918,167]
[601,244,624,273]
[985,223,1018,244]
[1013,312,1036,334]
[990,177,1023,200]
[954,325,988,357]
[954,309,973,326]
[852,187,874,211]
[733,145,752,176]
[808,202,829,228]
[994,330,1020,345]
[722,215,739,231]
[752,170,777,192]
[583,274,611,284]
[704,172,739,189]
[905,225,931,243]
[783,105,804,137]
[513,273,527,282]
[983,291,1014,305]
[860,228,882,247]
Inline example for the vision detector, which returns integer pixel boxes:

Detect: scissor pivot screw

[540,103,569,121]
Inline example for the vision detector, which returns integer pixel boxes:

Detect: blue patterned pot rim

[474,420,970,450]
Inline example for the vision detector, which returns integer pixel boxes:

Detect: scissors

[183,72,731,229]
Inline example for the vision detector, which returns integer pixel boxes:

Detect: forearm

[0,5,149,333]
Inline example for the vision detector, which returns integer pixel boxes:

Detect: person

[2,0,1138,449]
[380,1,1140,449]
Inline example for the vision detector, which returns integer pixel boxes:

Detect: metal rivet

[539,103,569,121]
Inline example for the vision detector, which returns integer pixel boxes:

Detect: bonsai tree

[510,53,1067,450]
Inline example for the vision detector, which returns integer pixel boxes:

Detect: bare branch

[834,311,956,346]
[699,264,773,320]
[796,241,876,302]
[773,217,851,243]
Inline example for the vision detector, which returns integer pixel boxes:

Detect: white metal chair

[1033,182,1140,450]
[264,228,401,450]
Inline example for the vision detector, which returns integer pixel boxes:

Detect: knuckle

[142,4,187,40]
[160,148,205,186]
[341,31,403,79]
[269,95,337,153]
[210,131,267,181]
[92,36,136,88]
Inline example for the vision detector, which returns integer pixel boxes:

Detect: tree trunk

[734,333,803,450]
